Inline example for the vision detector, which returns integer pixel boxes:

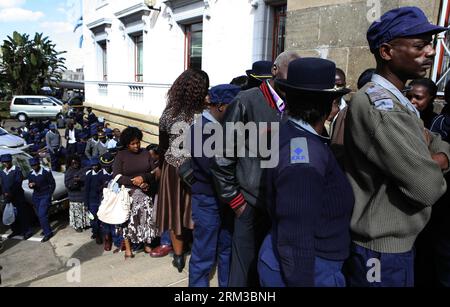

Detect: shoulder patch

[290,137,309,164]
[365,85,394,111]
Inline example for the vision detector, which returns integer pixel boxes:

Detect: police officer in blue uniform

[188,84,240,287]
[0,154,32,240]
[28,157,56,242]
[85,158,104,245]
[257,58,354,287]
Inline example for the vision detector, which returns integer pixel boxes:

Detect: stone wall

[286,0,442,90]
[84,102,160,146]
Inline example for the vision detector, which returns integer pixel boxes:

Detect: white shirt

[31,167,44,176]
[107,139,117,149]
[3,165,16,175]
[289,117,329,141]
[68,129,76,144]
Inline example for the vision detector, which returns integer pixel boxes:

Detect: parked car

[0,148,68,211]
[0,127,28,149]
[10,95,63,122]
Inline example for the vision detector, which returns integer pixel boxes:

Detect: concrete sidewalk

[1,223,217,287]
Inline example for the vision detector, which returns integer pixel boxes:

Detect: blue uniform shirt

[0,165,25,201]
[28,167,56,197]
[266,118,354,286]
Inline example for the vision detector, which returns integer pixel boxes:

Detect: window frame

[272,4,287,61]
[184,22,203,70]
[99,42,108,81]
[134,34,144,82]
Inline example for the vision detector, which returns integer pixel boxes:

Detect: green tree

[0,31,66,95]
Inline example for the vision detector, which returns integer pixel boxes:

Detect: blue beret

[209,84,241,104]
[105,128,113,136]
[89,158,100,166]
[1,154,12,162]
[32,128,39,133]
[29,157,40,166]
[49,124,56,129]
[367,6,448,53]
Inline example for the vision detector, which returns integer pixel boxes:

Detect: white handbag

[97,175,133,225]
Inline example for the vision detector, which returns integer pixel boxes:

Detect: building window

[99,42,107,81]
[134,34,144,82]
[185,23,203,70]
[272,5,286,61]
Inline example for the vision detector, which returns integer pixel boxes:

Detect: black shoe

[41,233,54,243]
[91,233,97,240]
[7,232,20,239]
[172,254,185,273]
[75,228,83,233]
[40,231,45,236]
[23,233,33,240]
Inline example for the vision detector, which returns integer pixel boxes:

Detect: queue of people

[2,5,450,288]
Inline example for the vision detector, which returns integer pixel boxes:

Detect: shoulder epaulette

[365,84,394,111]
[290,137,310,164]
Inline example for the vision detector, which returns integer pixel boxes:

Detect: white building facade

[82,0,286,143]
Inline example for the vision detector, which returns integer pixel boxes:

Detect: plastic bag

[2,203,16,226]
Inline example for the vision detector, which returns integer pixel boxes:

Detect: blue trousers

[11,198,32,236]
[189,194,232,287]
[102,223,123,247]
[32,194,52,236]
[88,202,101,235]
[161,230,171,246]
[344,243,414,287]
[258,234,346,287]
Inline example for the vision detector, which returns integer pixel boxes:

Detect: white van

[10,96,63,122]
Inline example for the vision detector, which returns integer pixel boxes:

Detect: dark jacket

[0,166,25,203]
[28,167,56,198]
[88,112,98,125]
[64,128,81,142]
[211,87,281,210]
[190,114,216,196]
[65,167,88,203]
[84,169,107,206]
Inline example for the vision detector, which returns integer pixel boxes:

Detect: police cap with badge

[100,152,115,167]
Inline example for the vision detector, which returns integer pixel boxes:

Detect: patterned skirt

[123,189,157,244]
[69,201,90,230]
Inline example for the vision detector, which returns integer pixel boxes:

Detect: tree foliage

[0,31,66,95]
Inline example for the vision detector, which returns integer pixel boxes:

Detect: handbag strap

[110,174,122,187]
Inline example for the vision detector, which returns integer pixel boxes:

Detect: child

[99,152,124,252]
[84,158,104,245]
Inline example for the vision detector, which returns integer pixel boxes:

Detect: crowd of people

[2,6,450,287]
